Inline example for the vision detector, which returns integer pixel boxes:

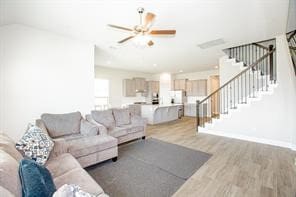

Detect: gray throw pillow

[91,110,115,130]
[112,108,131,126]
[41,112,82,138]
[80,119,99,136]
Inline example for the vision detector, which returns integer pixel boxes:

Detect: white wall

[175,69,219,80]
[0,24,95,141]
[94,66,152,107]
[175,69,219,103]
[287,0,296,32]
[219,57,243,85]
[159,73,173,104]
[203,35,296,149]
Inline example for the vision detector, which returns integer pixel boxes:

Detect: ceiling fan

[107,7,176,46]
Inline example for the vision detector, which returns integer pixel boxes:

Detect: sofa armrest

[85,114,108,135]
[131,115,147,127]
[80,119,99,136]
[49,138,69,159]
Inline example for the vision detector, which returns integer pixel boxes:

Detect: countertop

[141,103,183,107]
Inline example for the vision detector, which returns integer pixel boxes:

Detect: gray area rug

[87,138,212,197]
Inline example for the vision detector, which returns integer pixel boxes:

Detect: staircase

[287,30,296,75]
[196,39,277,131]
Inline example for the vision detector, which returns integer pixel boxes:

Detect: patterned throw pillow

[53,184,97,197]
[16,124,54,165]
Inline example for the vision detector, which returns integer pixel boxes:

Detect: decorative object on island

[107,7,176,47]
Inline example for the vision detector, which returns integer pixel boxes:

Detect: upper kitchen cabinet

[186,80,194,96]
[172,79,187,91]
[197,79,207,96]
[133,77,146,92]
[186,79,207,96]
[150,81,159,93]
[123,79,136,97]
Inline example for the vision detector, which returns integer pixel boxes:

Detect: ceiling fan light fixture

[108,8,176,46]
[133,34,151,47]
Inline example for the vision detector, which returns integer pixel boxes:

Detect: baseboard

[290,144,296,151]
[199,129,295,150]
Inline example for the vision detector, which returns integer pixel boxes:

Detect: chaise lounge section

[36,111,118,167]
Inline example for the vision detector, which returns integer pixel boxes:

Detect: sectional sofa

[0,109,147,196]
[0,134,108,196]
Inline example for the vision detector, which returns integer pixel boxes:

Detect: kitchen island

[141,104,183,125]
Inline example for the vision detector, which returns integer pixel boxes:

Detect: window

[94,79,109,110]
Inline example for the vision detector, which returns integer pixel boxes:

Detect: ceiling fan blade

[147,40,154,46]
[143,12,156,29]
[149,30,176,35]
[118,36,135,43]
[107,24,133,31]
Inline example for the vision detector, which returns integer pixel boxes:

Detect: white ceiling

[0,0,290,73]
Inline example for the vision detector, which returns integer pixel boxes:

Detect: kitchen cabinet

[133,77,146,92]
[172,79,187,91]
[186,79,207,96]
[147,81,159,94]
[123,79,136,97]
[197,79,207,96]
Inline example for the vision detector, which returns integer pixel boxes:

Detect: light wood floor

[146,117,296,197]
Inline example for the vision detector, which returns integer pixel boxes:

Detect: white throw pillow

[53,184,102,197]
[16,123,54,165]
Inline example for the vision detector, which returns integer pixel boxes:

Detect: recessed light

[179,70,183,73]
[153,63,157,67]
[214,66,218,69]
[107,61,111,65]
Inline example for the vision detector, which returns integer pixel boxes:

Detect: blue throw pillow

[19,159,56,197]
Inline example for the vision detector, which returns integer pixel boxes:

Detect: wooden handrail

[199,49,275,104]
[225,39,274,51]
[252,43,269,50]
[288,30,296,42]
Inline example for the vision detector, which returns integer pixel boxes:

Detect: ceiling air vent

[197,38,226,49]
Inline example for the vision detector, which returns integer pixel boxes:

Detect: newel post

[269,44,274,82]
[196,100,200,132]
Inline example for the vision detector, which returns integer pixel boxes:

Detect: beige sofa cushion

[0,134,23,162]
[66,135,117,158]
[119,124,144,134]
[46,153,81,178]
[108,127,128,138]
[0,150,22,197]
[41,112,82,138]
[91,110,115,130]
[112,108,131,126]
[80,119,99,136]
[0,186,15,197]
[54,168,104,196]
